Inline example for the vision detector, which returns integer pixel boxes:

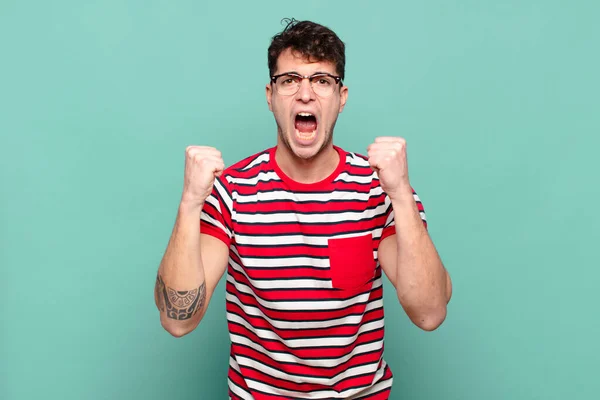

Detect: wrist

[179,199,204,216]
[388,183,414,204]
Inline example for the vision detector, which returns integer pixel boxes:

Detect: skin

[266,48,348,183]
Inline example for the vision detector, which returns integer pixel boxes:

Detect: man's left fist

[367,137,411,199]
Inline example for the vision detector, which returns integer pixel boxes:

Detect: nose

[296,78,315,103]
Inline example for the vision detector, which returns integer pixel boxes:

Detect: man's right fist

[180,146,225,209]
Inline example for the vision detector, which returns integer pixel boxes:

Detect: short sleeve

[380,188,428,241]
[200,176,233,247]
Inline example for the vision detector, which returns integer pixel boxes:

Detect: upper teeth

[298,112,313,117]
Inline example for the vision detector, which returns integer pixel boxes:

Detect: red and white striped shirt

[200,145,427,399]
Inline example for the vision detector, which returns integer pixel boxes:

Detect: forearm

[155,201,207,337]
[391,188,449,330]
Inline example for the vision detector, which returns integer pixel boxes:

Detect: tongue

[295,118,317,133]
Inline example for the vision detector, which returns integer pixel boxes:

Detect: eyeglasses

[271,72,342,97]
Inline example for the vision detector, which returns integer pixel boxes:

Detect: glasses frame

[270,72,343,97]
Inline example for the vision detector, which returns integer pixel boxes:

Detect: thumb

[368,156,381,172]
[213,161,226,177]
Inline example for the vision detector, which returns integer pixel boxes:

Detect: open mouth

[294,112,318,141]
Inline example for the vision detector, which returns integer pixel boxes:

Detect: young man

[155,19,452,399]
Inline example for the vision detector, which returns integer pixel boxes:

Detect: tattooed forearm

[156,274,206,320]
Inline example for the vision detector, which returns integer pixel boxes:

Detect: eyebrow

[280,71,334,76]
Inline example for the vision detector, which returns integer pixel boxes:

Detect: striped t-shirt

[200,145,427,399]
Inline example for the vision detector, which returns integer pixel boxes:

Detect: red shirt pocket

[327,233,376,290]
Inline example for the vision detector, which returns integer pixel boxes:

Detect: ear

[338,85,349,113]
[266,83,273,112]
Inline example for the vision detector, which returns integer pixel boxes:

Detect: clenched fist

[180,146,225,209]
[367,137,411,200]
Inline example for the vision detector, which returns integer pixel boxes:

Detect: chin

[288,132,329,161]
[292,146,319,161]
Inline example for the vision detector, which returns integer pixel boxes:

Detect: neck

[275,142,339,184]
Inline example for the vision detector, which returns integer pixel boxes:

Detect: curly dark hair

[268,18,346,81]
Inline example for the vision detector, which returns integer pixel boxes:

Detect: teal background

[1,1,599,399]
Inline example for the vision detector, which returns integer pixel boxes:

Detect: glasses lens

[276,74,300,95]
[311,75,336,96]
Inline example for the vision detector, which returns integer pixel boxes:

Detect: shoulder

[335,146,373,171]
[213,147,273,190]
[334,146,380,187]
[214,147,274,198]
[223,147,273,177]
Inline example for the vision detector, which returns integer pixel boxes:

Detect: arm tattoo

[156,274,206,320]
[155,275,165,312]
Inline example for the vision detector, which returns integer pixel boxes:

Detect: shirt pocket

[327,233,376,290]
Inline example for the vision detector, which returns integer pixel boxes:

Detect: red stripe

[233,264,332,280]
[236,244,329,259]
[233,179,378,196]
[235,193,386,213]
[200,221,230,246]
